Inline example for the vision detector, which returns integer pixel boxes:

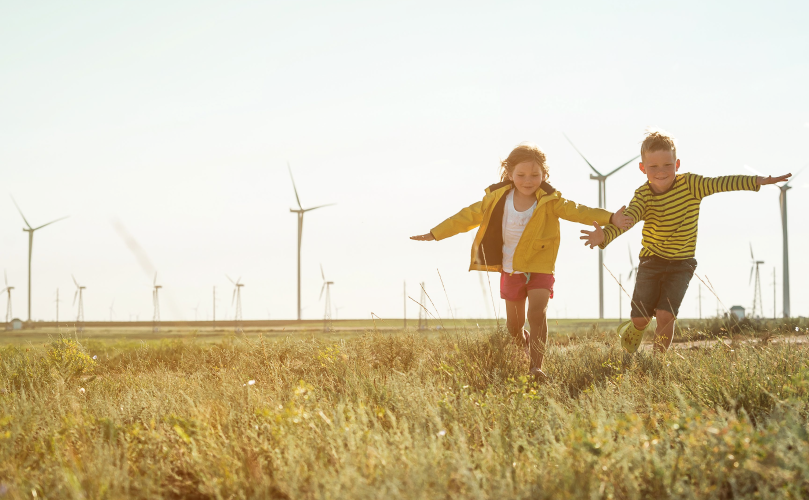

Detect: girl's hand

[757,173,792,185]
[580,222,604,249]
[410,233,435,241]
[610,205,633,231]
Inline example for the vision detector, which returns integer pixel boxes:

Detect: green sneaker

[617,320,644,354]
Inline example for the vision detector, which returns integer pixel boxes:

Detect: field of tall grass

[1,323,809,499]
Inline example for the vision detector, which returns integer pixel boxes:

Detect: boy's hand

[410,233,435,241]
[580,222,604,249]
[609,205,633,231]
[757,173,792,185]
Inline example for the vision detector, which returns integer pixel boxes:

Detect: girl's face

[508,161,544,197]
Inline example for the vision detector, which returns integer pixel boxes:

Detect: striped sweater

[600,173,760,260]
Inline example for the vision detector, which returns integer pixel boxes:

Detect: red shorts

[500,272,555,302]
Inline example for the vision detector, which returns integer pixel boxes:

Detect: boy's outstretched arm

[410,233,435,241]
[687,172,791,199]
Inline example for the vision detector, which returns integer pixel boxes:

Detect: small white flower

[437,430,446,437]
[92,355,97,360]
[79,387,85,394]
[248,380,256,386]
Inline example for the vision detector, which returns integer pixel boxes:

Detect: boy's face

[640,149,680,194]
[508,161,545,197]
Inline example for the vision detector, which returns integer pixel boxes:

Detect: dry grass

[1,327,809,499]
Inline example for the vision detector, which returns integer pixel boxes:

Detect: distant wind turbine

[11,197,69,322]
[563,135,639,319]
[72,275,85,326]
[227,275,244,332]
[288,163,334,321]
[2,271,14,325]
[744,164,805,317]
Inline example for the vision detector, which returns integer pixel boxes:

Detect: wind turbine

[288,163,335,321]
[319,265,334,332]
[745,164,805,317]
[191,302,200,321]
[11,197,69,322]
[227,275,244,332]
[564,135,639,319]
[72,275,85,327]
[152,273,162,332]
[2,271,13,326]
[109,300,116,322]
[749,244,765,319]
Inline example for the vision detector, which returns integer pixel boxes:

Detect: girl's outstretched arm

[410,233,435,241]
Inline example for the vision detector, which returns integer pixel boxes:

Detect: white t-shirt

[501,190,536,274]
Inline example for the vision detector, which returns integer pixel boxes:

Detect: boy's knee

[655,309,675,323]
[632,317,650,330]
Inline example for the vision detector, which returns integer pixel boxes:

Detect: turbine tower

[72,275,85,328]
[152,273,162,332]
[11,197,69,322]
[749,244,765,319]
[288,163,334,321]
[563,135,639,319]
[745,164,804,317]
[319,265,334,332]
[228,275,244,332]
[2,271,13,326]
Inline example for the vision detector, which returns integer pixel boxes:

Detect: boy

[580,129,790,353]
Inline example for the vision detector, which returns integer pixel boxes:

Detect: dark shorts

[630,256,697,318]
[500,272,555,302]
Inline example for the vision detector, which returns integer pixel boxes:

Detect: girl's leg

[526,288,551,370]
[504,299,527,342]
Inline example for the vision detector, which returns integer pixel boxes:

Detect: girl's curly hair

[499,142,550,182]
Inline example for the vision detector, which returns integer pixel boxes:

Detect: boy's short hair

[641,128,676,160]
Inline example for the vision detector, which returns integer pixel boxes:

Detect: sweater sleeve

[685,173,760,200]
[551,197,612,226]
[599,191,645,249]
[430,200,485,241]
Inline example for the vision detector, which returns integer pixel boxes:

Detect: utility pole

[772,267,776,320]
[403,281,406,330]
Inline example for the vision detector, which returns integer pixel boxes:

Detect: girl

[411,143,632,380]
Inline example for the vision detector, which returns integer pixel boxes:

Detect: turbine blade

[606,155,641,177]
[321,264,325,281]
[73,291,78,306]
[72,274,79,288]
[628,269,634,280]
[562,133,603,176]
[9,196,33,229]
[320,282,325,301]
[749,266,754,285]
[232,289,236,305]
[288,162,303,210]
[743,164,764,176]
[226,275,235,284]
[237,276,242,285]
[785,165,807,186]
[32,215,69,231]
[750,242,754,260]
[302,203,336,212]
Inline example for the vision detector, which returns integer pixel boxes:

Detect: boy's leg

[652,258,697,353]
[526,288,551,371]
[622,257,664,353]
[653,309,676,352]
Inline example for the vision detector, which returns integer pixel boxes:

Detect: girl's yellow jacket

[430,181,613,274]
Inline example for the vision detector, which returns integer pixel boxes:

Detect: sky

[1,0,807,323]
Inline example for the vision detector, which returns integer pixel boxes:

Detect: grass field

[1,319,809,498]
